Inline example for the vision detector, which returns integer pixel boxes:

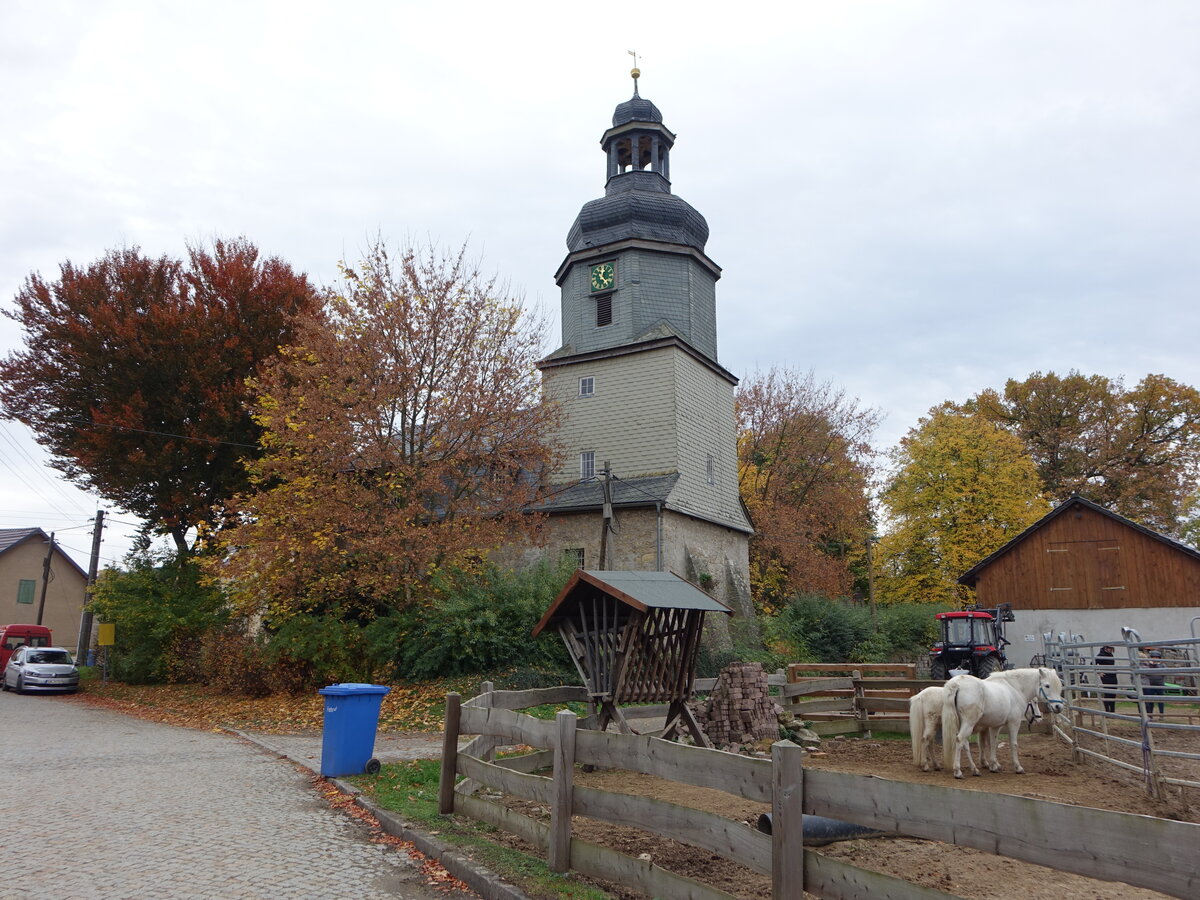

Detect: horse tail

[910,692,924,764]
[942,679,962,771]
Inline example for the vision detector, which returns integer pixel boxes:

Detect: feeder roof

[532,569,730,637]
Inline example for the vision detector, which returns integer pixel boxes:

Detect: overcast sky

[3,1,1198,569]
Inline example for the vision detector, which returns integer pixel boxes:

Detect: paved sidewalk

[0,691,473,899]
[243,730,451,772]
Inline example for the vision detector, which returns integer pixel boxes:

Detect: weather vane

[628,49,641,94]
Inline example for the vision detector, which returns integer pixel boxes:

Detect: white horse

[941,667,1064,778]
[909,685,985,772]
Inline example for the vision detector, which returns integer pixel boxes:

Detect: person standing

[1096,645,1118,714]
[1142,649,1167,718]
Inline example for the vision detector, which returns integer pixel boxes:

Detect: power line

[0,422,94,516]
[67,419,258,449]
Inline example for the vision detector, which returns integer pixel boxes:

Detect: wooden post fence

[436,684,1200,899]
[771,739,804,897]
[550,709,577,872]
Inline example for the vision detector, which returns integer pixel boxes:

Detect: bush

[199,625,273,697]
[767,593,871,662]
[392,558,575,680]
[765,595,952,665]
[261,611,373,688]
[89,551,229,684]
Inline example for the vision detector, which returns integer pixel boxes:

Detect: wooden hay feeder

[532,570,731,747]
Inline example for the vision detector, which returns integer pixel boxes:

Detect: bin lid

[318,683,393,696]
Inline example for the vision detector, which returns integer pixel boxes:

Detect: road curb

[231,730,531,900]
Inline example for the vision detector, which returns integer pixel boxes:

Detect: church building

[533,72,754,622]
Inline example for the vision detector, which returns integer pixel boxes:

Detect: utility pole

[867,534,878,632]
[598,462,613,570]
[35,531,55,626]
[76,510,104,661]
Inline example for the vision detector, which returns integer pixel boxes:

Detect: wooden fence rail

[439,687,1199,900]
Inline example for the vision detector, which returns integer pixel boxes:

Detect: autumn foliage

[736,367,879,608]
[215,242,559,623]
[965,371,1200,534]
[877,405,1050,606]
[0,238,321,552]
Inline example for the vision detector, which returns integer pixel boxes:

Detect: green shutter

[17,579,36,604]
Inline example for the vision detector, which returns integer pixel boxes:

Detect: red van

[0,624,53,671]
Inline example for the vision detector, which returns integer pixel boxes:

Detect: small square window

[579,376,595,397]
[596,294,612,327]
[563,548,585,569]
[580,450,596,481]
[17,579,35,604]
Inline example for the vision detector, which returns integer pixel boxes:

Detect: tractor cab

[929,604,1014,680]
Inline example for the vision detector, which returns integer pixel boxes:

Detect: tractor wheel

[976,655,1001,679]
[930,659,949,681]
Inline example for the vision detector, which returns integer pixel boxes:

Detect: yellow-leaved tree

[876,405,1049,606]
[212,241,559,623]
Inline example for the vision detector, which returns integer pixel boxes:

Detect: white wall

[1008,607,1200,661]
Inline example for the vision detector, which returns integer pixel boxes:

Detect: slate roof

[0,528,41,555]
[533,473,679,514]
[612,93,663,126]
[0,527,89,579]
[567,172,709,253]
[957,494,1200,587]
[532,568,730,636]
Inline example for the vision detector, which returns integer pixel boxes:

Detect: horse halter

[1025,702,1043,727]
[1038,683,1064,713]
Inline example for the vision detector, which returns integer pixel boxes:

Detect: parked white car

[1,645,79,694]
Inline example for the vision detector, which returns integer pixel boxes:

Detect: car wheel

[14,676,24,695]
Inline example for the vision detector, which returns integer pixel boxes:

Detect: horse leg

[1008,719,1024,774]
[958,721,981,777]
[926,708,941,771]
[985,727,1002,772]
[910,697,927,770]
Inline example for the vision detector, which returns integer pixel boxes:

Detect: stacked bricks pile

[692,661,780,749]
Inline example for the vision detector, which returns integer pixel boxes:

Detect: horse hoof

[954,772,964,779]
[1015,768,1025,775]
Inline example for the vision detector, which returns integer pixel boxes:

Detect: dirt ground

[487,727,1198,900]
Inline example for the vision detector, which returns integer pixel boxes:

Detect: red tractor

[929,604,1014,680]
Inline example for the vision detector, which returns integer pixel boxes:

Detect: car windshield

[27,650,72,665]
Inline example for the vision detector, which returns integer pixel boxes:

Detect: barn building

[958,495,1200,649]
[521,71,754,631]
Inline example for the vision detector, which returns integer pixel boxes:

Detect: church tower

[536,70,753,622]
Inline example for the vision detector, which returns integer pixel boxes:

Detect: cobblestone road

[0,690,474,899]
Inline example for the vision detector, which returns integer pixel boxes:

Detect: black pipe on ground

[756,812,887,846]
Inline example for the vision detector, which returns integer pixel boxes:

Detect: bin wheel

[364,758,381,776]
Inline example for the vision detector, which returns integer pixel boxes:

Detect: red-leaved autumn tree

[0,238,321,553]
[214,241,559,621]
[737,367,879,608]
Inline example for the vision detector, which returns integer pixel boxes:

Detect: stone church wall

[494,507,752,649]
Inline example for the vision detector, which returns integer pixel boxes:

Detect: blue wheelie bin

[318,683,391,777]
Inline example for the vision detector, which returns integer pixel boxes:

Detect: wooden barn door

[1047,540,1125,608]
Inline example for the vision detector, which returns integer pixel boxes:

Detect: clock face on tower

[589,261,615,292]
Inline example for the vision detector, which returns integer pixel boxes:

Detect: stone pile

[692,661,780,748]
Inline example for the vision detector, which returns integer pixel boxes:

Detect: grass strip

[351,758,610,900]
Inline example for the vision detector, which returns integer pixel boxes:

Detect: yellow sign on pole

[97,624,115,646]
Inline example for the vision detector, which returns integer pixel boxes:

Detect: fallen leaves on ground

[72,676,479,733]
[313,774,472,894]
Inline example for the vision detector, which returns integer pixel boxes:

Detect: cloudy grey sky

[3,0,1198,569]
